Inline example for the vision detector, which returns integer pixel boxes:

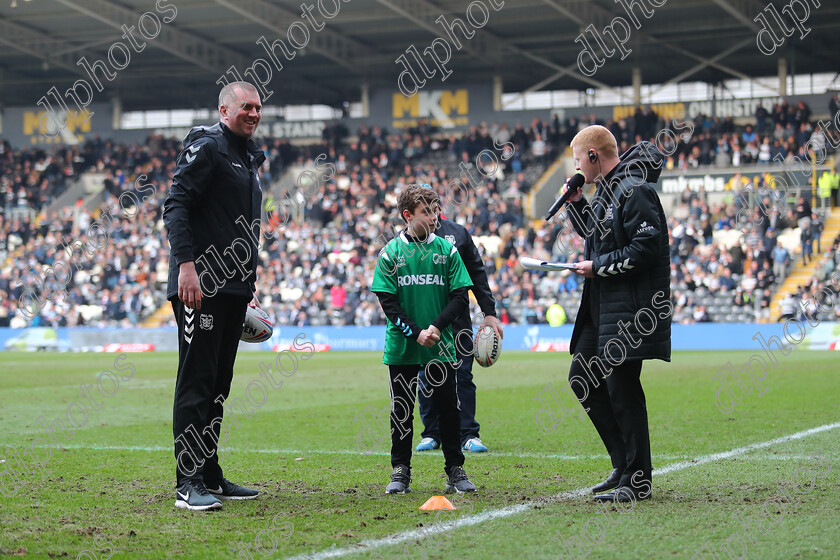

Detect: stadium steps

[525,147,570,218]
[46,177,86,215]
[141,304,172,328]
[768,208,840,322]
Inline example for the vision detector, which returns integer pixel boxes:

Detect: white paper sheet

[520,257,577,271]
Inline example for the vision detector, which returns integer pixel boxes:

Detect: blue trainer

[462,437,488,453]
[416,437,440,451]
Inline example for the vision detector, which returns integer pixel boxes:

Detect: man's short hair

[398,184,440,223]
[571,125,618,159]
[219,81,259,112]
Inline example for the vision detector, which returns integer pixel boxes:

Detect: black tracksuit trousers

[171,294,250,485]
[388,363,464,471]
[569,319,652,492]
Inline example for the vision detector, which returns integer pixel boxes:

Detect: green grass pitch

[0,349,838,559]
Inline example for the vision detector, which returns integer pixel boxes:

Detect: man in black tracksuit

[163,81,265,511]
[562,127,671,503]
[417,214,502,453]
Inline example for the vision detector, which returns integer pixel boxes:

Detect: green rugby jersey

[371,231,473,365]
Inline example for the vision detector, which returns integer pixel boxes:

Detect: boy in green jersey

[371,185,477,494]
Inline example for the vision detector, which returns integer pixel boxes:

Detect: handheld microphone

[545,173,585,221]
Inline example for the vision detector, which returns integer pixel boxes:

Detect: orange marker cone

[419,495,456,511]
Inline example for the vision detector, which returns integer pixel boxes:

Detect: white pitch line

[279,420,840,560]
[5,380,174,391]
[0,443,691,461]
[0,443,825,462]
[651,421,840,476]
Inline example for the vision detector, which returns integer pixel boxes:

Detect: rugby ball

[474,325,501,367]
[241,305,273,343]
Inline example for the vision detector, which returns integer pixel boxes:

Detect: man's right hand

[178,261,202,309]
[561,177,583,203]
[481,315,504,340]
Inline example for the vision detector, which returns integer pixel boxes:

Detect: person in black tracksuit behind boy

[416,209,503,454]
[163,81,265,511]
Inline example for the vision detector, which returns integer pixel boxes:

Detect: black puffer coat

[568,141,672,362]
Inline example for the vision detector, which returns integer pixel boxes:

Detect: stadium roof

[1,0,839,112]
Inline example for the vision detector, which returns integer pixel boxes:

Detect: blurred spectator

[773,241,791,282]
[692,305,710,323]
[755,102,769,132]
[830,94,840,118]
[778,293,797,321]
[810,212,823,253]
[545,303,566,326]
[800,217,813,265]
[798,292,817,323]
[818,168,837,208]
[795,195,811,222]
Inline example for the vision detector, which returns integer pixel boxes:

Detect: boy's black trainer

[386,465,412,494]
[444,466,476,493]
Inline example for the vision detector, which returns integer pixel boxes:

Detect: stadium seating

[2,107,838,329]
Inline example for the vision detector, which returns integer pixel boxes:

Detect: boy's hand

[417,327,441,347]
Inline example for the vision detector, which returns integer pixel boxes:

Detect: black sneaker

[206,478,259,500]
[175,480,223,511]
[444,466,476,493]
[385,465,412,494]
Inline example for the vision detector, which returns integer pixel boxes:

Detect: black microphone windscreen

[544,173,586,221]
[567,173,585,190]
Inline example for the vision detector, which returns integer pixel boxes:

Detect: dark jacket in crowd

[568,141,672,362]
[436,217,497,355]
[164,123,265,300]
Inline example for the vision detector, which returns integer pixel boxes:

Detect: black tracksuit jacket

[435,218,498,354]
[163,122,265,300]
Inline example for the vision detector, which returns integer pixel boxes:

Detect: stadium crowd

[594,97,840,170]
[2,98,839,329]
